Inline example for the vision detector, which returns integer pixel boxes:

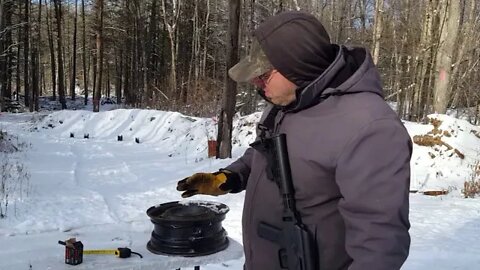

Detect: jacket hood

[254,11,335,87]
[253,11,384,113]
[285,45,384,112]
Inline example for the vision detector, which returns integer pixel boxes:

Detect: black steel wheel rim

[146,200,229,256]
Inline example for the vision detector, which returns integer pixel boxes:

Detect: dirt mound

[412,118,464,159]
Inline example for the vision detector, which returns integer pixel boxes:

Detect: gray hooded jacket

[225,23,412,270]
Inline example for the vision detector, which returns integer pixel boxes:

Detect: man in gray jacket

[177,11,412,270]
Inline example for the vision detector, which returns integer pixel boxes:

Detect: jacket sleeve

[335,118,412,270]
[223,147,255,192]
[223,104,273,192]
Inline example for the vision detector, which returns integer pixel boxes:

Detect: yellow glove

[176,170,241,198]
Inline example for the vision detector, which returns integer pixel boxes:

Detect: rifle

[257,133,318,270]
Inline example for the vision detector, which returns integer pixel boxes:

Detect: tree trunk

[398,0,412,118]
[132,0,145,106]
[411,0,437,120]
[82,0,88,105]
[32,0,43,111]
[201,0,210,78]
[41,63,46,96]
[24,0,30,109]
[46,0,56,100]
[145,0,158,107]
[372,0,384,65]
[186,1,198,104]
[433,0,460,113]
[336,0,349,43]
[217,0,241,159]
[0,0,13,109]
[115,50,122,104]
[161,0,181,98]
[15,25,21,102]
[106,64,110,97]
[0,0,2,33]
[70,0,78,101]
[54,0,67,109]
[0,0,4,111]
[122,1,131,106]
[93,0,104,112]
[450,0,475,109]
[5,1,13,101]
[357,0,367,33]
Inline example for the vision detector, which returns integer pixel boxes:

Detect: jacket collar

[285,45,347,112]
[257,45,382,114]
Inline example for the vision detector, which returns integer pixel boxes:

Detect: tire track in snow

[70,144,80,187]
[70,142,123,224]
[70,140,142,223]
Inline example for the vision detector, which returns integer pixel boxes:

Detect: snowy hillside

[34,109,480,193]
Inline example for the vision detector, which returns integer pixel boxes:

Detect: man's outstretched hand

[176,170,240,198]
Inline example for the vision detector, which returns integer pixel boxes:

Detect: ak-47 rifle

[257,133,318,270]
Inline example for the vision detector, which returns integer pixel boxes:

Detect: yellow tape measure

[83,248,143,258]
[83,249,118,256]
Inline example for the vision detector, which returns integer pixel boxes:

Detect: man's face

[251,69,297,106]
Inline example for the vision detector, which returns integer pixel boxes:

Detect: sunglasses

[250,70,274,89]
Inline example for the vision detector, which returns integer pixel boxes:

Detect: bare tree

[409,1,437,120]
[0,0,4,111]
[53,0,67,109]
[217,0,241,159]
[145,0,159,107]
[93,0,104,112]
[161,0,182,99]
[81,0,88,105]
[15,18,21,102]
[46,0,57,101]
[23,0,30,109]
[433,0,461,113]
[69,0,78,101]
[0,0,14,110]
[31,0,43,111]
[372,0,384,65]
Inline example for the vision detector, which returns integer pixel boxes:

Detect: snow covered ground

[0,106,480,269]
